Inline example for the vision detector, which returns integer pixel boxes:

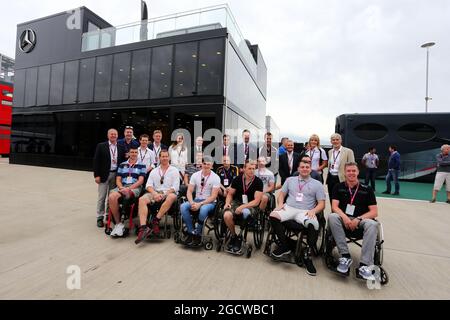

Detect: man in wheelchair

[328,161,379,281]
[135,149,180,244]
[269,159,326,276]
[180,156,221,246]
[108,147,146,237]
[255,156,276,213]
[223,160,263,253]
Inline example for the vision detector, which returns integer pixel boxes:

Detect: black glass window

[94,55,113,102]
[150,45,173,99]
[63,60,79,104]
[50,63,64,105]
[130,48,151,100]
[198,38,224,95]
[78,58,95,103]
[37,65,50,106]
[174,42,198,97]
[398,123,436,141]
[353,123,388,140]
[111,52,131,101]
[12,69,26,108]
[25,67,38,107]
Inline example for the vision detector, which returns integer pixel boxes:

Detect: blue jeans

[386,169,400,193]
[180,199,216,235]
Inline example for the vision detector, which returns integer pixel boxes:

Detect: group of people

[92,126,448,281]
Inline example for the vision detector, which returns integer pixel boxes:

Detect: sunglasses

[125,126,134,130]
[201,177,205,187]
[160,177,164,184]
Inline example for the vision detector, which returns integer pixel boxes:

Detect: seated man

[255,156,276,212]
[223,160,263,253]
[269,159,326,276]
[328,162,378,281]
[216,155,239,198]
[108,147,146,237]
[180,156,221,246]
[292,155,322,182]
[135,150,180,244]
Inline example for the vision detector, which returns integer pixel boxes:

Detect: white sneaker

[358,265,376,281]
[110,223,125,237]
[337,257,353,273]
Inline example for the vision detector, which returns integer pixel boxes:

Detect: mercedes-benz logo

[19,29,36,53]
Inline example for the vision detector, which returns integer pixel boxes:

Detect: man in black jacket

[279,139,301,185]
[93,128,126,227]
[148,129,168,166]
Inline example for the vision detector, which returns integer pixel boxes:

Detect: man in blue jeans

[180,156,221,246]
[383,145,400,195]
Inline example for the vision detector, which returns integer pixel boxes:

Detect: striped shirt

[117,160,146,186]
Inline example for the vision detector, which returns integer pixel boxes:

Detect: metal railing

[81,4,257,76]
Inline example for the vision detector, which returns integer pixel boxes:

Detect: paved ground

[0,160,449,299]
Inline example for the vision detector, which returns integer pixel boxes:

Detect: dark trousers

[365,168,377,190]
[326,174,340,205]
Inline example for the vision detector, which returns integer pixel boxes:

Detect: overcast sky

[1,0,449,142]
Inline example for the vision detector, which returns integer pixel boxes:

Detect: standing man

[327,133,355,204]
[237,129,257,167]
[118,126,139,158]
[279,140,301,185]
[93,129,126,227]
[361,147,379,191]
[278,137,289,156]
[259,132,279,175]
[149,130,168,166]
[137,134,156,174]
[269,159,326,276]
[328,162,379,280]
[382,145,400,195]
[430,144,450,203]
[222,134,235,165]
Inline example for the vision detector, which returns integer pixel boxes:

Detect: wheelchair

[134,193,181,241]
[173,197,219,250]
[323,220,389,285]
[263,211,326,266]
[262,192,276,231]
[215,204,265,258]
[104,194,138,238]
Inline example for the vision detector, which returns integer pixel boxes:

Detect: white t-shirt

[255,168,275,191]
[189,170,221,200]
[306,147,328,172]
[146,165,180,193]
[137,147,156,171]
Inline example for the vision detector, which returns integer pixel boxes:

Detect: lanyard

[242,175,255,194]
[159,167,168,182]
[110,144,117,159]
[298,178,310,193]
[223,167,232,180]
[348,183,360,205]
[310,148,316,160]
[200,173,211,194]
[139,148,147,162]
[154,145,161,157]
[333,149,341,164]
[128,162,136,177]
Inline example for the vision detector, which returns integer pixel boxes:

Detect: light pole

[420,42,435,113]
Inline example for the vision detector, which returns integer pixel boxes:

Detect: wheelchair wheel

[204,240,214,250]
[374,242,384,266]
[379,266,389,285]
[253,210,265,250]
[314,222,325,256]
[123,228,129,237]
[216,239,223,252]
[174,232,180,244]
[166,229,171,239]
[246,245,253,258]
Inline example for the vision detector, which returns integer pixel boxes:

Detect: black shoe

[303,258,317,276]
[430,198,436,203]
[392,192,399,195]
[226,236,236,251]
[192,235,202,246]
[97,218,104,228]
[184,234,194,245]
[446,200,450,204]
[271,245,291,258]
[232,236,242,252]
[381,191,390,194]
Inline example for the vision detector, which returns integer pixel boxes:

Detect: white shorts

[272,204,319,230]
[434,172,450,191]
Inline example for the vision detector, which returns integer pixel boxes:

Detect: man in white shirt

[180,156,221,246]
[255,157,275,212]
[149,130,168,166]
[135,150,180,244]
[137,134,156,174]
